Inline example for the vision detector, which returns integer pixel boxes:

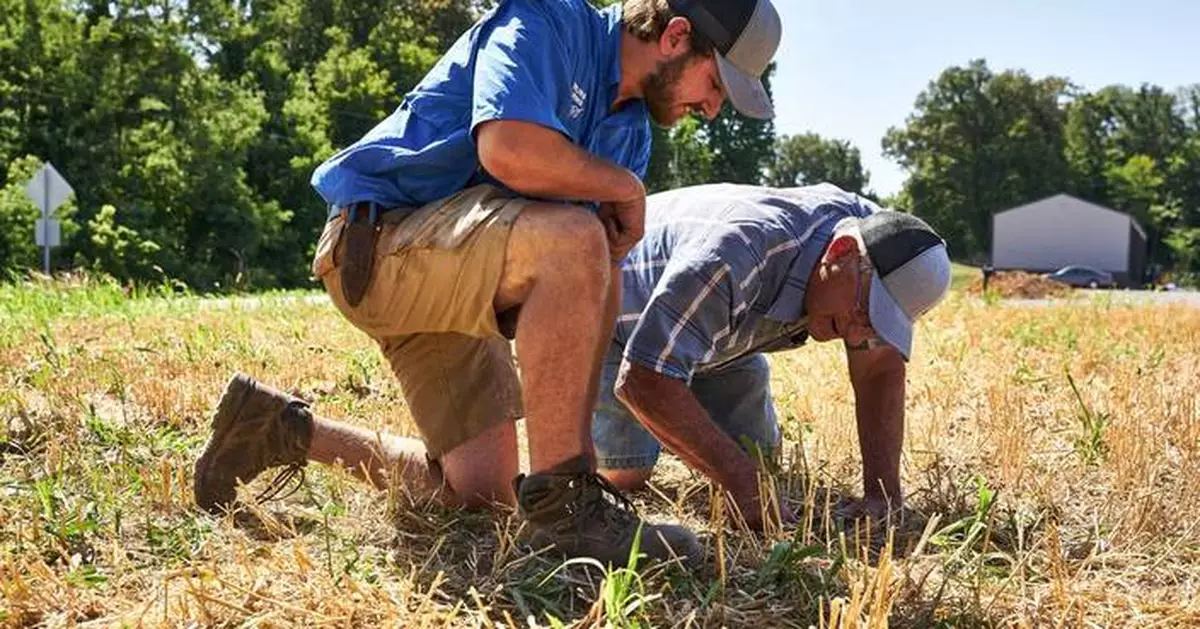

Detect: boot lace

[255,400,311,503]
[256,464,305,502]
[579,472,638,531]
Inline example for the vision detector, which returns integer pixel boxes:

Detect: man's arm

[845,341,907,511]
[476,120,643,205]
[477,121,645,259]
[469,1,646,258]
[614,360,788,528]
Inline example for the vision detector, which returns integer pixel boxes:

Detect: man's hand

[616,361,788,531]
[598,186,645,262]
[732,483,797,531]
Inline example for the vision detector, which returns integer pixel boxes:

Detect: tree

[1064,84,1196,272]
[704,65,776,185]
[645,117,714,192]
[0,0,482,288]
[202,0,479,287]
[883,59,1070,260]
[768,133,869,194]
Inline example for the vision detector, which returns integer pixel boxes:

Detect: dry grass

[2,273,1199,628]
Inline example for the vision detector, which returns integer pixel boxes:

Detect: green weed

[1067,371,1110,466]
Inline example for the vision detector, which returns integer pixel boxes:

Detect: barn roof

[996,193,1147,240]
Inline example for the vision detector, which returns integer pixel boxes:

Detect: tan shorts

[311,185,529,458]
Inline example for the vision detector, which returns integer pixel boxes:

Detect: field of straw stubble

[1,275,1198,628]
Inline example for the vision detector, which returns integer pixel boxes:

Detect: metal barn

[991,194,1148,287]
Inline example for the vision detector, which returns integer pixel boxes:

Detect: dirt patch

[967,271,1072,299]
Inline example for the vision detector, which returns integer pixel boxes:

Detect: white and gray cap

[858,211,952,361]
[667,0,782,119]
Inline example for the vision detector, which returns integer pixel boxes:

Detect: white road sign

[25,162,74,217]
[35,219,61,247]
[25,162,74,273]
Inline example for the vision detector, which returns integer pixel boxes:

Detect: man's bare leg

[197,204,606,514]
[308,415,518,509]
[305,203,611,504]
[494,204,611,472]
[583,264,623,464]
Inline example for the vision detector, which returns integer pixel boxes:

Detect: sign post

[24,162,73,275]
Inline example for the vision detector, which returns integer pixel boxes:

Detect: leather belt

[327,202,412,224]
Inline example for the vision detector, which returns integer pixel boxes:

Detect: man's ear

[659,17,693,56]
[822,234,861,264]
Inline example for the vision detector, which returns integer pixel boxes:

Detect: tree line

[1,0,1196,290]
[883,60,1200,281]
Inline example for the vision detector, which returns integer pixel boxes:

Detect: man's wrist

[726,461,766,505]
[614,168,645,202]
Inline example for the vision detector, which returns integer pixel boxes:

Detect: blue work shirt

[311,0,651,210]
[613,183,883,382]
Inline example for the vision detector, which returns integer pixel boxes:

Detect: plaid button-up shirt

[613,183,882,382]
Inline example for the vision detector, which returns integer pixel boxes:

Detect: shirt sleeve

[471,1,575,141]
[629,124,651,180]
[622,230,760,382]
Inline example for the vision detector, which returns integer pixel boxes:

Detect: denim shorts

[591,345,781,470]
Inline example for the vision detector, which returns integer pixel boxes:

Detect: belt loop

[368,202,379,225]
[347,204,359,223]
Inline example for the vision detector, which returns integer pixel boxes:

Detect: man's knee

[438,420,520,509]
[525,204,610,268]
[498,203,611,309]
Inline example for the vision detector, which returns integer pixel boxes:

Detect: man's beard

[642,54,694,127]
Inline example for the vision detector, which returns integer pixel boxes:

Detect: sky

[770,0,1200,197]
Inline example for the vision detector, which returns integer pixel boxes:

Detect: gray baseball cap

[668,0,782,119]
[858,211,952,360]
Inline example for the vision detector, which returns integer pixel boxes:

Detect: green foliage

[884,60,1070,261]
[83,204,161,280]
[645,117,714,193]
[540,524,661,628]
[704,65,777,185]
[1066,371,1109,466]
[1063,83,1200,273]
[768,132,870,194]
[888,61,1200,275]
[0,0,479,291]
[4,0,1198,288]
[930,476,997,552]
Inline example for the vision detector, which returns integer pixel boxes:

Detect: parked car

[1044,265,1115,289]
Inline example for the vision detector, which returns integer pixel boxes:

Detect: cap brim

[716,53,774,120]
[867,273,913,361]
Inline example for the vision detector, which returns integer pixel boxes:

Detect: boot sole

[193,373,256,512]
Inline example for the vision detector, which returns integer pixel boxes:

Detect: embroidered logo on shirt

[569,82,587,119]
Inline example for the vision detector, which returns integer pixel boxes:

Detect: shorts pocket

[311,217,345,280]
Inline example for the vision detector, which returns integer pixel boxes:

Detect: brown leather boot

[515,459,702,567]
[193,373,314,514]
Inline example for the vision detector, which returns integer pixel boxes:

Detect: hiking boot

[193,373,314,514]
[515,462,702,567]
